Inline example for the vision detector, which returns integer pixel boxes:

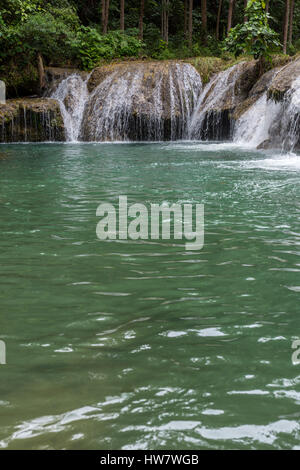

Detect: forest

[0,0,299,96]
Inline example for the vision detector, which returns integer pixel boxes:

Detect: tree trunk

[37,52,46,94]
[265,0,270,14]
[201,0,207,32]
[166,0,169,45]
[188,0,193,48]
[139,0,144,40]
[227,0,235,34]
[184,0,188,39]
[259,55,266,77]
[283,0,290,54]
[161,0,169,44]
[105,0,110,33]
[101,0,106,33]
[102,0,110,34]
[161,0,164,41]
[120,0,124,31]
[289,0,295,44]
[216,0,223,41]
[244,0,248,23]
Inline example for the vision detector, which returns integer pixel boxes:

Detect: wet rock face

[268,58,300,102]
[204,61,259,113]
[44,67,88,96]
[233,68,279,120]
[0,99,65,142]
[188,60,260,141]
[232,57,300,151]
[81,61,203,141]
[1,58,298,145]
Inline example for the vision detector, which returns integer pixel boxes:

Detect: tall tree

[216,0,223,40]
[265,0,270,14]
[244,0,248,23]
[224,0,280,74]
[283,0,290,54]
[101,0,110,34]
[184,0,188,39]
[101,0,106,33]
[227,0,235,34]
[188,0,193,47]
[120,0,124,31]
[161,0,169,44]
[37,52,46,93]
[289,0,295,44]
[139,0,144,40]
[201,0,207,32]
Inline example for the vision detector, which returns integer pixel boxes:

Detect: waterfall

[80,62,202,141]
[279,76,300,152]
[0,100,64,143]
[233,93,281,147]
[234,74,300,152]
[189,64,246,140]
[51,74,89,142]
[43,61,300,149]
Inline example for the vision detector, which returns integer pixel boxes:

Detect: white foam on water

[167,142,245,152]
[239,153,300,171]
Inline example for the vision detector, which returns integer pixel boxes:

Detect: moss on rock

[268,57,300,102]
[0,98,65,142]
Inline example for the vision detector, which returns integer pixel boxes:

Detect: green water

[0,142,299,450]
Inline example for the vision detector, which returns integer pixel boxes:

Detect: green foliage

[0,11,76,64]
[0,0,298,97]
[70,28,144,70]
[0,60,38,96]
[224,0,281,61]
[0,0,40,25]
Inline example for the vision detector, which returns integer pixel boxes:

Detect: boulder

[268,57,300,102]
[44,67,88,96]
[81,61,203,141]
[233,68,279,120]
[190,60,260,140]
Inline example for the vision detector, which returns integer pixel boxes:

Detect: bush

[70,28,144,70]
[224,0,280,63]
[0,11,76,65]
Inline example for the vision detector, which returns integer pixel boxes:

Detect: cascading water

[51,74,89,142]
[278,76,300,152]
[233,93,282,147]
[0,101,65,143]
[234,74,300,152]
[189,63,246,140]
[80,62,202,141]
[45,60,299,149]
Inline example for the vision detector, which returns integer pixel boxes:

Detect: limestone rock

[44,67,88,96]
[268,58,300,102]
[233,68,278,120]
[0,98,65,142]
[82,61,202,141]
